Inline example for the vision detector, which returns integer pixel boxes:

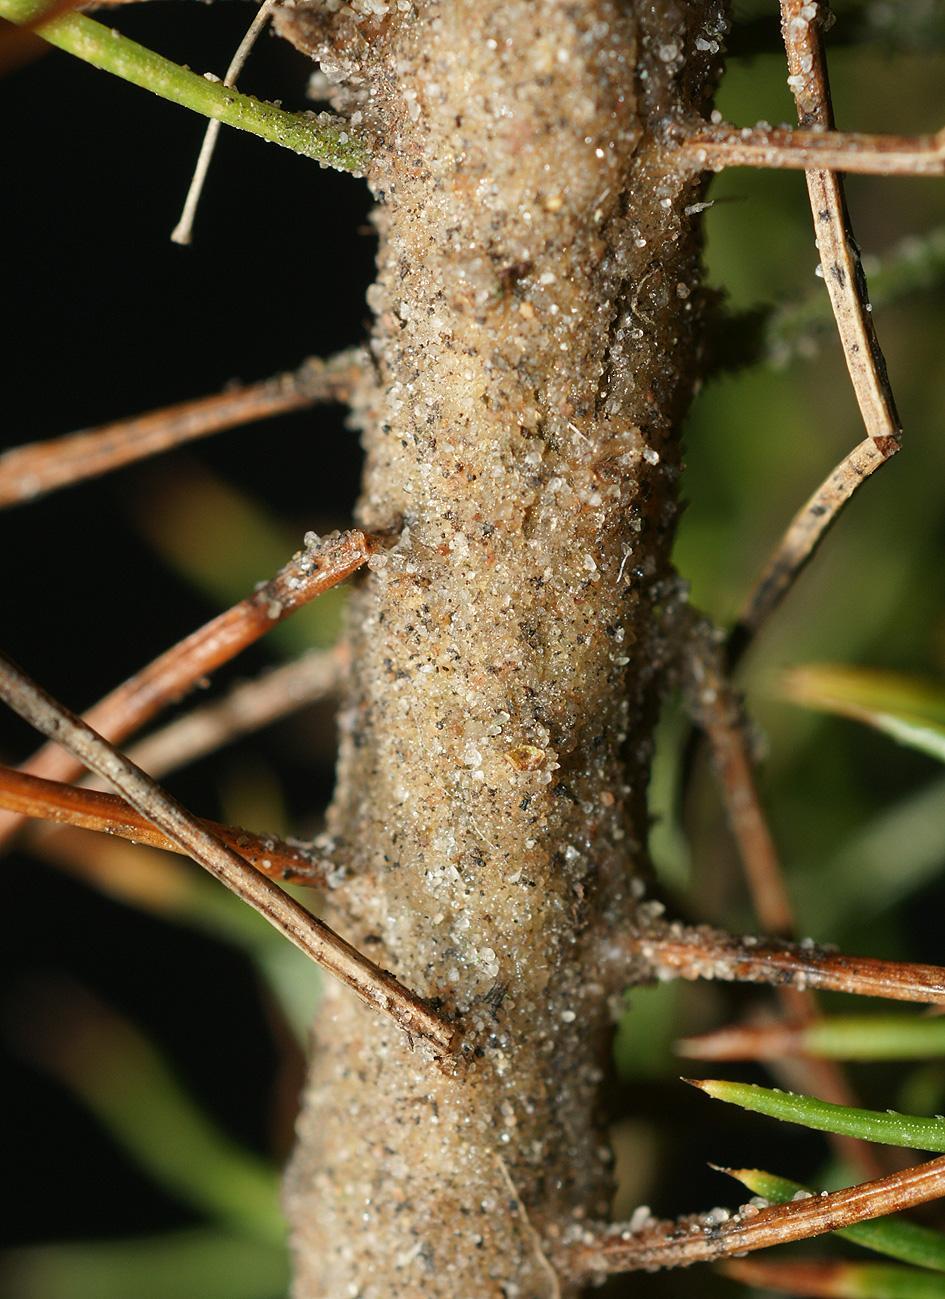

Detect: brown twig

[675,1,914,1172]
[108,645,345,781]
[684,632,889,1170]
[565,1156,945,1276]
[622,921,945,1007]
[678,1019,813,1062]
[680,122,945,178]
[0,350,363,508]
[725,0,903,668]
[728,436,898,667]
[682,622,795,937]
[679,616,882,1172]
[0,763,329,886]
[0,651,458,1063]
[0,530,374,851]
[627,916,942,1171]
[677,3,910,1177]
[780,0,900,439]
[678,1012,945,1062]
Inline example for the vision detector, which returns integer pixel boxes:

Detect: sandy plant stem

[275,2,727,1295]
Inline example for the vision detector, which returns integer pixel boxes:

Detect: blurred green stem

[0,1229,287,1299]
[31,992,285,1245]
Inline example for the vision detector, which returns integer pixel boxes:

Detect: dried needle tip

[0,350,363,510]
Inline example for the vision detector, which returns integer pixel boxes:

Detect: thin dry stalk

[679,1018,813,1061]
[779,0,899,439]
[0,529,374,849]
[727,0,902,667]
[683,629,794,936]
[680,123,945,178]
[624,922,945,1007]
[0,763,329,885]
[681,624,881,1172]
[679,2,910,1178]
[566,1156,945,1276]
[0,651,457,1062]
[171,0,279,245]
[729,436,898,665]
[0,350,363,508]
[105,645,344,781]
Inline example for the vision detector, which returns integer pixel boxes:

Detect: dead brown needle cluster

[0,528,374,848]
[0,651,457,1064]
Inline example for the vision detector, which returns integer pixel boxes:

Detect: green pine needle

[30,995,285,1245]
[816,1263,945,1299]
[689,1079,945,1151]
[0,1230,288,1299]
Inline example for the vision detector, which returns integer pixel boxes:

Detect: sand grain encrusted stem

[277,1,729,1294]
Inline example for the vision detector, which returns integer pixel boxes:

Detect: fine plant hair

[1,2,944,1298]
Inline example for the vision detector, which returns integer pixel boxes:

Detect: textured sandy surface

[277,2,726,1293]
